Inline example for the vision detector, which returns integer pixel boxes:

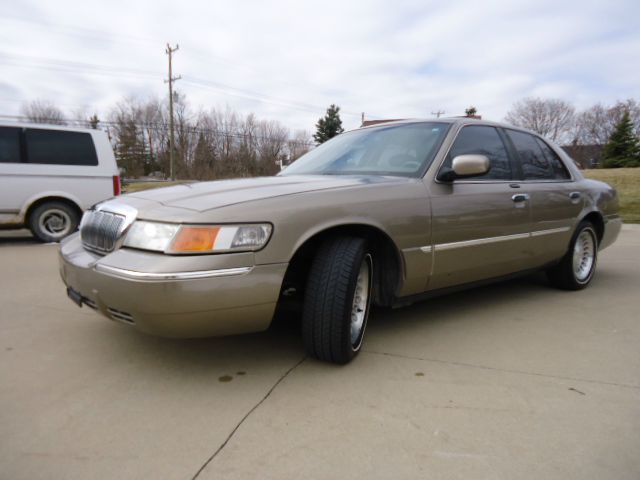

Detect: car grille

[107,307,135,324]
[80,210,126,253]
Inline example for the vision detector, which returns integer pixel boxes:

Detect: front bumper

[59,233,288,337]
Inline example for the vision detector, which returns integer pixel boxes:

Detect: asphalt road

[1,228,639,480]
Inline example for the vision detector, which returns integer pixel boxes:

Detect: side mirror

[437,154,490,182]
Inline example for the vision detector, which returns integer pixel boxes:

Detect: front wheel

[302,236,373,364]
[547,221,598,290]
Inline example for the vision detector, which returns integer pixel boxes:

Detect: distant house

[561,145,603,169]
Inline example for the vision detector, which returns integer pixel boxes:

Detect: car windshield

[280,122,449,178]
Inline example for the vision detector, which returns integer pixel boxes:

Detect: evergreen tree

[314,104,344,144]
[602,111,640,168]
[465,106,478,117]
[88,114,100,129]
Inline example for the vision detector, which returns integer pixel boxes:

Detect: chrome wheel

[38,208,72,239]
[350,254,372,349]
[572,229,595,282]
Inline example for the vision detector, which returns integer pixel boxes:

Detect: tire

[547,221,598,290]
[29,201,80,243]
[302,236,373,364]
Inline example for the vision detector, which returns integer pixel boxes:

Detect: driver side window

[442,125,513,180]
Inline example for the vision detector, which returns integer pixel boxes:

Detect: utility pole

[164,43,181,181]
[431,110,445,118]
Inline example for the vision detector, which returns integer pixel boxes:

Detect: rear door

[428,125,533,290]
[503,129,581,266]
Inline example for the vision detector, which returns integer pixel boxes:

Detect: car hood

[124,175,413,213]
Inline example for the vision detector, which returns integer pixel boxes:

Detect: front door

[427,125,532,290]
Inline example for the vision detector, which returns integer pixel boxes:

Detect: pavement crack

[191,356,306,479]
[363,350,640,390]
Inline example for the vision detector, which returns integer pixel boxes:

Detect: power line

[0,51,373,120]
[0,114,316,147]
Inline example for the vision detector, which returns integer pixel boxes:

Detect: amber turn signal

[170,226,220,252]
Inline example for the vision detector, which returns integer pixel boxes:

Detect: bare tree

[256,120,288,175]
[504,98,575,143]
[287,130,312,164]
[21,99,67,125]
[572,99,640,146]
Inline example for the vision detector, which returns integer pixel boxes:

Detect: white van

[0,122,120,242]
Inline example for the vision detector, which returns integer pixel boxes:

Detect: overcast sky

[1,0,639,132]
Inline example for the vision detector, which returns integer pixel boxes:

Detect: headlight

[123,221,272,254]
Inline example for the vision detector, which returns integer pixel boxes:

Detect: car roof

[355,117,536,135]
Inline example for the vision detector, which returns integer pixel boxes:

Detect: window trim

[433,123,519,184]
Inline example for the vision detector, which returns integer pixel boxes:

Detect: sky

[1,0,639,133]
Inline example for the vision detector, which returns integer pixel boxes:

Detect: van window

[25,129,98,166]
[0,127,21,163]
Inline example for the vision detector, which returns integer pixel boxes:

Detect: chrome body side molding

[94,264,253,281]
[420,226,572,253]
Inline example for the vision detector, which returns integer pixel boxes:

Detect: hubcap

[572,229,595,282]
[350,254,372,349]
[39,209,72,239]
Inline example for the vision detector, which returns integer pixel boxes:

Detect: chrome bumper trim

[94,264,253,281]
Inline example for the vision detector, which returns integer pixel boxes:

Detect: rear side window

[534,138,571,179]
[0,127,21,163]
[25,129,98,166]
[443,125,512,180]
[507,130,568,181]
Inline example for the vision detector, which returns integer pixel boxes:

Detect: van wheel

[29,202,79,243]
[302,236,373,364]
[547,221,598,290]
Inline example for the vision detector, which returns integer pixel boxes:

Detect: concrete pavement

[1,228,638,479]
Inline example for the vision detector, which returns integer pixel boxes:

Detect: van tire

[29,201,80,243]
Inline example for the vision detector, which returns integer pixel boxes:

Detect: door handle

[512,193,530,203]
[569,191,581,200]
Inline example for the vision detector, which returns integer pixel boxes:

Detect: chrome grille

[80,210,125,253]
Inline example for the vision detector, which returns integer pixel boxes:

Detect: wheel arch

[24,194,83,225]
[579,210,604,244]
[280,223,405,308]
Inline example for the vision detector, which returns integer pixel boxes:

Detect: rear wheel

[29,201,79,243]
[302,236,373,364]
[547,221,598,290]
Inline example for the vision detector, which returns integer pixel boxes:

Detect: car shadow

[366,272,553,336]
[60,268,611,375]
